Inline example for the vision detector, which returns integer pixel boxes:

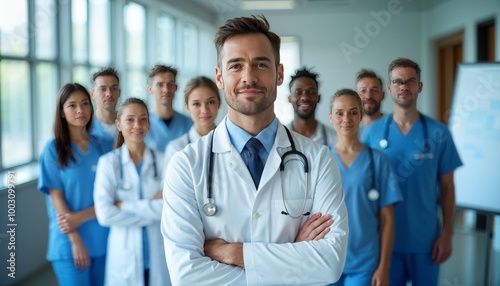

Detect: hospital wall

[1,0,500,285]
[222,0,500,126]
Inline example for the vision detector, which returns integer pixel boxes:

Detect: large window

[0,0,212,176]
[0,0,58,170]
[157,13,176,65]
[125,2,147,100]
[276,36,300,125]
[72,0,112,85]
[1,61,32,167]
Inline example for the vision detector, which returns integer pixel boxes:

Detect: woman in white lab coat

[94,97,170,286]
[164,76,221,166]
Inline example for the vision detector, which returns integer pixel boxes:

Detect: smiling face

[116,103,150,144]
[186,86,220,130]
[387,67,422,109]
[215,33,283,119]
[288,77,320,120]
[62,90,92,128]
[329,94,362,137]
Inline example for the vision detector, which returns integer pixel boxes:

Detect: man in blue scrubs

[145,65,192,152]
[362,58,462,286]
[89,67,121,151]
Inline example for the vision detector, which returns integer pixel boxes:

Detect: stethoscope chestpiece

[118,181,132,190]
[368,188,379,201]
[379,139,388,149]
[203,199,217,216]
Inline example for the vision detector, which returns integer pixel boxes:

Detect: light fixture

[240,1,296,10]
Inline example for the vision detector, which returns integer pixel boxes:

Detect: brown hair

[53,83,94,167]
[356,69,383,89]
[148,65,178,84]
[114,97,149,149]
[214,15,281,68]
[388,58,421,80]
[91,67,120,87]
[184,76,221,105]
[329,88,362,113]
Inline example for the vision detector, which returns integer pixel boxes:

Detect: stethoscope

[321,124,328,146]
[379,113,434,160]
[203,126,311,218]
[117,147,158,190]
[366,147,380,201]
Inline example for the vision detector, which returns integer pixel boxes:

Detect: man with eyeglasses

[145,64,192,152]
[287,67,337,146]
[361,58,462,286]
[355,69,385,135]
[90,67,121,151]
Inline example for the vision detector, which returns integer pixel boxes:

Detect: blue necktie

[244,138,264,188]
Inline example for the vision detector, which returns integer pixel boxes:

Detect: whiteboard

[448,63,500,215]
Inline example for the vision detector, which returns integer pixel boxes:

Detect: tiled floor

[13,263,57,286]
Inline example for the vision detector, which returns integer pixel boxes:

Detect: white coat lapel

[212,124,253,187]
[259,124,291,189]
[119,145,140,199]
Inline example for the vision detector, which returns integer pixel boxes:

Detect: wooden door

[437,30,464,124]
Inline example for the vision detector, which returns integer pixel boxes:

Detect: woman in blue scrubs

[38,83,109,286]
[328,89,402,286]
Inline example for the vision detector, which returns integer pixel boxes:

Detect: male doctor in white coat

[161,15,349,286]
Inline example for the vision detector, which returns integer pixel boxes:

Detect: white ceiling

[188,0,451,16]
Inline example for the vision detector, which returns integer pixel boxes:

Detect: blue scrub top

[331,147,402,273]
[38,135,109,260]
[362,114,463,253]
[145,112,192,152]
[89,116,116,152]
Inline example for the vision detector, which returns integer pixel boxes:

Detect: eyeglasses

[293,89,318,97]
[390,78,418,87]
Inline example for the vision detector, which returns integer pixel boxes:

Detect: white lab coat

[285,121,337,146]
[94,145,170,286]
[164,125,202,168]
[161,118,349,286]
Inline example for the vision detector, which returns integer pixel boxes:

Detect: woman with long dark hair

[38,83,109,286]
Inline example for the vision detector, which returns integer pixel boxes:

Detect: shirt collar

[225,116,278,154]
